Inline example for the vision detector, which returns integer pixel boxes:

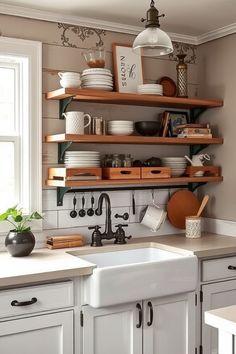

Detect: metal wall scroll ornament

[169,42,197,64]
[58,23,106,48]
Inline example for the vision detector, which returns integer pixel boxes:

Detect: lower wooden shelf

[46,176,223,188]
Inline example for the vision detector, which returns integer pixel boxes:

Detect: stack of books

[176,123,212,138]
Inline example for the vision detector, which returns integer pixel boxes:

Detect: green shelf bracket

[188,182,207,192]
[190,144,208,157]
[57,187,70,206]
[58,141,73,163]
[190,107,207,123]
[59,96,74,119]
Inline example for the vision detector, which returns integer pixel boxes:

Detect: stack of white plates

[137,84,163,95]
[81,68,113,91]
[161,157,187,177]
[65,151,101,168]
[108,120,134,136]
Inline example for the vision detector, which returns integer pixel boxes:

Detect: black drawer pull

[11,297,37,307]
[136,303,142,328]
[120,170,132,175]
[228,265,236,270]
[147,301,153,326]
[150,170,161,174]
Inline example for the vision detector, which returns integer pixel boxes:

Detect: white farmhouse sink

[75,247,197,308]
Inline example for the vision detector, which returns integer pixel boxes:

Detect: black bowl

[135,121,161,136]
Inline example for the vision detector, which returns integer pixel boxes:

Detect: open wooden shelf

[45,88,223,109]
[46,176,223,188]
[45,133,223,145]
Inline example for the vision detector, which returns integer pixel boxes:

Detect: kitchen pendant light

[133,0,173,57]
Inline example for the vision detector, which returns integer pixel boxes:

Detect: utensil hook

[152,190,160,208]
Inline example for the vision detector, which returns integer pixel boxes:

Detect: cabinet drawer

[0,281,73,319]
[202,256,236,282]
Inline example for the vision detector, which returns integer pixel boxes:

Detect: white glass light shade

[133,27,173,57]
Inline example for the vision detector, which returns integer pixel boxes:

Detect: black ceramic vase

[5,230,35,257]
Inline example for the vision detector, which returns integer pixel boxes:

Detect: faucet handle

[88,225,101,230]
[88,225,103,247]
[114,224,132,244]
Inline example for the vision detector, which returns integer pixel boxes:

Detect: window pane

[0,142,16,212]
[0,67,15,133]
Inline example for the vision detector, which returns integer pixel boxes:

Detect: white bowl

[162,163,187,166]
[109,132,134,135]
[162,157,186,161]
[109,131,134,135]
[109,120,133,124]
[109,125,133,129]
[109,128,134,132]
[109,129,134,135]
[109,127,134,130]
[109,123,133,126]
[60,79,81,88]
[58,72,81,79]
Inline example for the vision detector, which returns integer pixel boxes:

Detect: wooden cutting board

[167,190,201,229]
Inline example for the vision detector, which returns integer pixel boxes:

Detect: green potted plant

[0,206,43,257]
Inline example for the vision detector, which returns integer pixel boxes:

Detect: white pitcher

[63,111,92,135]
[185,154,211,176]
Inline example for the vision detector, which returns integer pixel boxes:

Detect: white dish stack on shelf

[161,157,187,177]
[64,151,101,168]
[137,84,163,95]
[58,72,81,88]
[108,120,134,136]
[81,68,113,91]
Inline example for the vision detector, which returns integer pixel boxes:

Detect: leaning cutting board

[167,190,201,229]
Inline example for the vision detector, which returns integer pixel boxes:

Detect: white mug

[63,111,92,135]
[140,205,167,232]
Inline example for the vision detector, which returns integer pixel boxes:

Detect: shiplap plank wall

[0,14,199,249]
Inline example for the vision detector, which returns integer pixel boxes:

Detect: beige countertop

[0,249,95,288]
[69,233,236,258]
[1,232,236,288]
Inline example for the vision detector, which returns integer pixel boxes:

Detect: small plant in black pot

[0,206,43,257]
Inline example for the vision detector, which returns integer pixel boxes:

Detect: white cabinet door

[0,310,73,354]
[82,302,142,354]
[202,279,236,354]
[143,293,195,354]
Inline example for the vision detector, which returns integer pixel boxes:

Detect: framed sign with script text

[112,43,144,93]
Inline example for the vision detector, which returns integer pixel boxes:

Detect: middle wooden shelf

[45,134,223,145]
[46,176,223,187]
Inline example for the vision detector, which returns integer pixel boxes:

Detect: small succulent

[0,206,43,232]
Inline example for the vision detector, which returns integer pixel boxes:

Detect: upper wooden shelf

[45,88,223,109]
[45,134,223,146]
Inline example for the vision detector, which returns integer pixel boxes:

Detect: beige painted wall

[0,14,200,246]
[198,34,236,220]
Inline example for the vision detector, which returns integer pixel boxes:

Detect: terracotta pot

[5,230,35,257]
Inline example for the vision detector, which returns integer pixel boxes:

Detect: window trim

[0,37,42,233]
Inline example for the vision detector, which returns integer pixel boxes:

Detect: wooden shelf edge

[45,88,223,109]
[46,176,223,188]
[45,134,223,145]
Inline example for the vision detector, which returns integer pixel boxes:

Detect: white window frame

[0,37,42,233]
